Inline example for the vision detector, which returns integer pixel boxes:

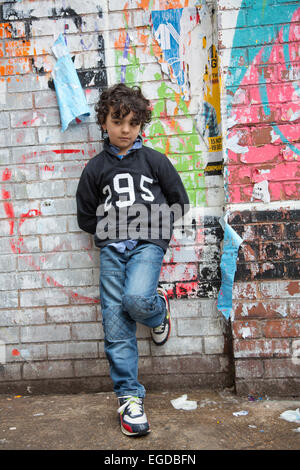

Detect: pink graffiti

[227,8,300,203]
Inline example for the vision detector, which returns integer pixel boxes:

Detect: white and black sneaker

[150,287,171,346]
[117,396,150,437]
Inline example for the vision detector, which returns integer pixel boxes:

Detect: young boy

[76,83,189,437]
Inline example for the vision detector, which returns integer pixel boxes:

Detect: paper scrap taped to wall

[217,213,243,320]
[52,34,90,132]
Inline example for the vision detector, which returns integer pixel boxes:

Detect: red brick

[235,359,264,379]
[232,320,261,339]
[290,302,300,318]
[263,319,300,338]
[233,282,258,299]
[233,301,289,319]
[234,338,290,358]
[264,358,299,378]
[260,280,300,298]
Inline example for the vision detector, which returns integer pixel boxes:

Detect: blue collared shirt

[107,136,142,253]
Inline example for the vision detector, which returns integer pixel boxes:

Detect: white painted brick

[0,112,9,129]
[11,109,60,128]
[0,221,13,237]
[17,271,44,290]
[38,125,89,144]
[20,288,69,307]
[204,336,225,354]
[177,318,224,337]
[0,148,10,164]
[0,255,17,272]
[44,269,94,287]
[7,75,49,93]
[170,299,200,318]
[41,233,92,252]
[11,128,37,147]
[18,216,67,236]
[21,324,71,343]
[69,286,99,304]
[0,308,45,326]
[0,273,18,291]
[108,0,138,10]
[47,305,97,323]
[151,336,203,356]
[72,323,104,340]
[68,251,99,269]
[18,252,69,272]
[137,339,150,356]
[2,92,33,111]
[14,181,64,199]
[48,341,98,359]
[0,326,20,344]
[6,344,47,362]
[12,165,39,183]
[34,90,59,108]
[40,198,76,216]
[54,0,104,15]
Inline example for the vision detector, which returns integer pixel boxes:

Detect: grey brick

[71,323,104,341]
[21,324,71,343]
[23,360,74,380]
[20,289,69,307]
[47,305,97,323]
[0,309,45,326]
[74,359,109,377]
[48,341,98,359]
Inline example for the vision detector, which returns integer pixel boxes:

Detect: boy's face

[102,107,142,155]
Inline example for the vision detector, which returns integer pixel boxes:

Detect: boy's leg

[122,242,166,328]
[99,245,145,398]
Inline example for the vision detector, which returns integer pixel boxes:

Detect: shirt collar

[105,135,143,158]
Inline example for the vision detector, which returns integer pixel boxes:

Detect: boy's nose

[121,123,130,133]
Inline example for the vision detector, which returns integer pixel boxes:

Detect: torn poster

[52,34,90,132]
[217,213,243,320]
[150,7,200,99]
[251,180,270,204]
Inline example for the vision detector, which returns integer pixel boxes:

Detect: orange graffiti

[5,39,31,57]
[0,23,13,39]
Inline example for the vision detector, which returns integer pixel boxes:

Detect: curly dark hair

[95,83,152,131]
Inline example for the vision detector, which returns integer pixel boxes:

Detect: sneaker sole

[120,418,151,437]
[151,288,171,346]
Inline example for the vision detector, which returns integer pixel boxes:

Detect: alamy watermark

[96,203,192,240]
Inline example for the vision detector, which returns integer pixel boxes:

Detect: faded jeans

[99,242,166,398]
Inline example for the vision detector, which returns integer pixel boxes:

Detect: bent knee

[123,294,159,320]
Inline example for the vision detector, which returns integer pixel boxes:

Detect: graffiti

[225,0,300,204]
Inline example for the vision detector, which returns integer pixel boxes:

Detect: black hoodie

[76,141,190,252]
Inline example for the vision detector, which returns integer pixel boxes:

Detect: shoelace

[118,396,143,416]
[153,323,165,334]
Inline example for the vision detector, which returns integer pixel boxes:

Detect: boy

[76,83,189,437]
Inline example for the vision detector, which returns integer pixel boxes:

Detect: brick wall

[1,0,299,397]
[0,0,232,394]
[218,0,300,395]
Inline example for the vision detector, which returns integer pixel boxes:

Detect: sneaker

[117,396,150,437]
[150,287,171,346]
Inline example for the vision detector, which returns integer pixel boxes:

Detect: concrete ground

[0,388,299,451]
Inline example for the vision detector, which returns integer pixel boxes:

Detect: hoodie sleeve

[157,154,190,220]
[76,163,100,234]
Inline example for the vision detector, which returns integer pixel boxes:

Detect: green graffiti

[114,41,206,207]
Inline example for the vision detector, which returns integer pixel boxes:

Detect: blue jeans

[99,242,166,398]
